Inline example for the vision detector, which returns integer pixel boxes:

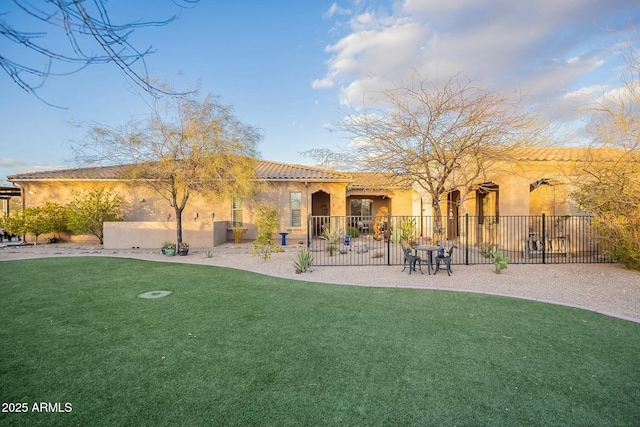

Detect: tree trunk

[175,207,184,245]
[432,197,444,244]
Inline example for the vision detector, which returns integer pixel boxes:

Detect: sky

[1,0,639,185]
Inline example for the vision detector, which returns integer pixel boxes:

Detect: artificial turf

[0,257,638,426]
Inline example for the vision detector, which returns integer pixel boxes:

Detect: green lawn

[1,257,638,426]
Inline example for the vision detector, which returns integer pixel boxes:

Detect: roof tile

[8,160,350,182]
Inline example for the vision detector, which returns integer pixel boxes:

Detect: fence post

[387,213,392,265]
[306,214,311,248]
[542,213,546,264]
[465,214,469,265]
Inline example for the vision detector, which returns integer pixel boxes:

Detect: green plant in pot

[178,241,189,256]
[161,240,174,255]
[232,225,245,244]
[163,241,176,256]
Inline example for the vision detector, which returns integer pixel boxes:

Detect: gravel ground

[2,242,640,323]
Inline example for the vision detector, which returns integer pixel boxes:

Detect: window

[291,192,302,227]
[350,199,373,218]
[232,197,243,226]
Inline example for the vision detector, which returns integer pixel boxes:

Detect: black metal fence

[307,214,612,267]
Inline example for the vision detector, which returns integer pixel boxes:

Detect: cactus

[492,250,511,274]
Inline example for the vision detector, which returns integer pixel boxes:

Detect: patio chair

[401,240,423,275]
[357,220,370,233]
[434,246,454,276]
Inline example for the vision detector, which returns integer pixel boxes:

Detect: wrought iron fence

[307,214,612,267]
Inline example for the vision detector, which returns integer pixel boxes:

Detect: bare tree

[75,88,262,244]
[1,0,197,104]
[307,72,544,236]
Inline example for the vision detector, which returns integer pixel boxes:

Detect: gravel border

[2,242,639,323]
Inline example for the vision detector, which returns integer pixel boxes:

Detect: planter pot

[161,248,166,255]
[178,248,189,256]
[164,248,176,256]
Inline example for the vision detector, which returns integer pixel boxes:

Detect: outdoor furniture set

[522,233,569,258]
[401,240,454,276]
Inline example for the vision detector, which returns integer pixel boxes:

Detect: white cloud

[324,3,350,18]
[0,159,28,168]
[313,0,640,118]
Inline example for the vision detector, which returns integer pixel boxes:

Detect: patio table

[413,245,439,275]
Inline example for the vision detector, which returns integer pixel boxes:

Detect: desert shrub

[594,216,640,270]
[255,205,279,236]
[346,227,359,238]
[322,224,343,256]
[66,187,124,244]
[293,248,313,273]
[252,233,282,261]
[480,243,498,258]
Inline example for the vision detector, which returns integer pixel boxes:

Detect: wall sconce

[211,212,215,219]
[167,213,172,221]
[194,212,199,221]
[29,190,35,195]
[139,198,146,203]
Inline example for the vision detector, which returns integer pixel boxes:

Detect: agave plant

[293,248,313,273]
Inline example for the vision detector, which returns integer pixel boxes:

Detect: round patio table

[413,245,439,275]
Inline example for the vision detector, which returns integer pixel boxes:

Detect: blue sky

[1,0,639,185]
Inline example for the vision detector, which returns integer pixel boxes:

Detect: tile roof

[7,164,130,181]
[509,147,624,162]
[255,160,350,181]
[7,160,351,182]
[8,148,623,183]
[349,172,411,189]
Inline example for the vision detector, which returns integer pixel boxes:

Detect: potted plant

[161,240,173,255]
[178,241,189,256]
[232,225,245,244]
[164,241,176,256]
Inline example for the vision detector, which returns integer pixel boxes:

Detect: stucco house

[6,159,417,248]
[5,147,606,250]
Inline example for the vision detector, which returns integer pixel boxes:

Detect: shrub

[346,227,359,238]
[252,233,282,261]
[255,205,279,236]
[293,248,313,273]
[596,217,640,270]
[326,243,337,256]
[162,240,175,249]
[322,225,343,256]
[66,186,124,244]
[399,217,416,241]
[480,243,498,258]
[321,224,343,245]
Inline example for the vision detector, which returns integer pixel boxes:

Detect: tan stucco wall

[13,179,358,245]
[418,157,581,218]
[103,221,214,249]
